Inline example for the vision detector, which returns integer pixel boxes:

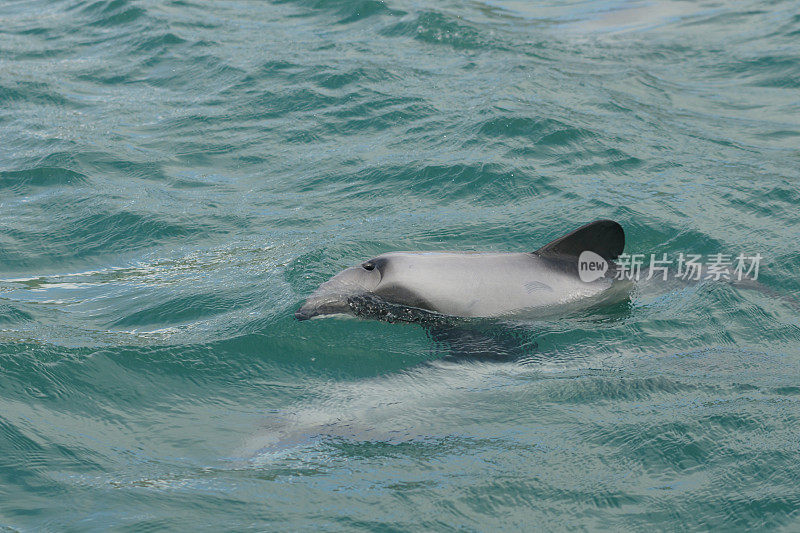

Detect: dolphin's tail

[731,277,800,313]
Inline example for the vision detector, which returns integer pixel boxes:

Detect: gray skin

[296,250,629,322]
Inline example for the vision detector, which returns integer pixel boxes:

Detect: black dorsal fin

[533,219,624,261]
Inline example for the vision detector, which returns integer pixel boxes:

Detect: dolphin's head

[295,258,385,320]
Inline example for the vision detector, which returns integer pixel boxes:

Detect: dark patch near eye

[362,257,388,273]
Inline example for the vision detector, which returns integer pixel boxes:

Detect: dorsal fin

[533,219,624,261]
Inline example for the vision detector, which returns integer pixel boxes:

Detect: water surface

[1,0,799,530]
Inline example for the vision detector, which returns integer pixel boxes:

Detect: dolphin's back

[373,251,612,317]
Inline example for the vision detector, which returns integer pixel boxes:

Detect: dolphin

[295,219,630,322]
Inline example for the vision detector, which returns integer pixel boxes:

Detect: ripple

[276,0,403,25]
[109,292,251,328]
[80,0,149,28]
[0,81,84,108]
[0,167,89,190]
[0,208,204,272]
[380,10,505,50]
[478,115,595,146]
[0,304,33,325]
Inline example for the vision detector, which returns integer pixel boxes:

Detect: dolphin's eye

[362,262,375,271]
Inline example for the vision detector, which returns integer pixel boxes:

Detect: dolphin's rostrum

[296,220,628,322]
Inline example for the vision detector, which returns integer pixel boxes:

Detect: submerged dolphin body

[296,220,629,322]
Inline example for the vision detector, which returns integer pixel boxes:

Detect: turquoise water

[2,0,800,529]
